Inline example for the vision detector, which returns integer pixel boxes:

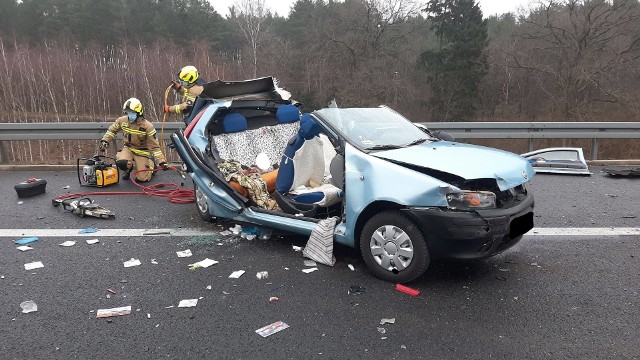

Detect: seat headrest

[276,105,300,123]
[299,113,322,139]
[222,113,247,133]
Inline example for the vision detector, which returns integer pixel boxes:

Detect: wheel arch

[354,200,404,247]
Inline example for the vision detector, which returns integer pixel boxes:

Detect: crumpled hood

[372,141,535,190]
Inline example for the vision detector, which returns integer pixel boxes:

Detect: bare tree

[233,0,271,78]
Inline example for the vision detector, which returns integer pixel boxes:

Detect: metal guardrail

[0,121,639,160]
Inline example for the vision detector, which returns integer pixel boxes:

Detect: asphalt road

[0,167,639,359]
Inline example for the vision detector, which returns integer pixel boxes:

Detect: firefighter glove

[163,105,170,113]
[99,140,109,152]
[159,162,170,171]
[170,80,181,90]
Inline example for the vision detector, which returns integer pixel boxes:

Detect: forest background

[0,0,638,163]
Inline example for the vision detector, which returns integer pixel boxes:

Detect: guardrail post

[528,138,533,152]
[591,138,599,160]
[0,140,6,164]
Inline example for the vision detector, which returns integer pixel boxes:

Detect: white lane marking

[0,228,639,238]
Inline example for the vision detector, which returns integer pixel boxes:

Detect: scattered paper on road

[302,267,318,274]
[256,321,289,337]
[16,246,33,252]
[86,239,99,245]
[176,249,192,258]
[123,258,141,268]
[229,270,246,279]
[188,258,218,269]
[59,241,76,247]
[20,300,38,313]
[178,299,198,308]
[96,306,131,318]
[380,318,396,325]
[24,261,44,270]
[303,259,317,267]
[292,245,303,252]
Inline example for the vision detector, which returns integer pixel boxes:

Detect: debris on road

[292,245,303,252]
[220,230,232,236]
[106,288,117,294]
[302,267,318,274]
[348,285,366,295]
[229,270,245,279]
[348,264,355,271]
[86,239,99,245]
[256,271,269,279]
[176,249,192,258]
[16,246,33,252]
[303,217,338,266]
[123,258,141,268]
[230,224,242,235]
[59,241,76,247]
[188,258,218,269]
[151,259,158,265]
[380,318,396,326]
[303,259,317,267]
[206,285,212,290]
[24,261,44,270]
[603,166,640,177]
[20,300,38,314]
[255,321,289,338]
[269,296,279,303]
[270,284,285,292]
[377,327,386,334]
[395,284,420,297]
[79,228,98,234]
[15,237,39,245]
[178,299,198,308]
[96,306,131,318]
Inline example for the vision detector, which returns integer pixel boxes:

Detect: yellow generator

[77,155,119,187]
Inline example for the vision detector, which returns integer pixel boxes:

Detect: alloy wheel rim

[369,225,414,272]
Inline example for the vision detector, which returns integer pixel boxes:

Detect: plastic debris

[269,297,279,303]
[188,258,218,269]
[86,239,99,245]
[176,249,192,258]
[20,301,38,313]
[17,201,24,205]
[230,225,242,235]
[302,267,318,274]
[206,285,212,290]
[123,258,141,268]
[292,245,303,252]
[79,228,98,234]
[255,321,289,337]
[15,237,39,245]
[63,185,70,189]
[16,246,33,252]
[151,259,158,265]
[96,306,131,318]
[229,270,246,279]
[256,271,269,280]
[59,241,76,247]
[377,327,386,334]
[178,299,198,308]
[303,259,317,267]
[220,230,232,236]
[348,264,355,271]
[401,345,407,349]
[259,228,272,240]
[107,289,117,294]
[395,283,420,297]
[24,261,44,270]
[147,313,151,319]
[380,318,396,326]
[348,285,366,295]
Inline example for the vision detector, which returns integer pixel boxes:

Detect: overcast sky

[211,0,533,18]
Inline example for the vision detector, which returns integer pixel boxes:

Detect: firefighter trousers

[117,147,155,182]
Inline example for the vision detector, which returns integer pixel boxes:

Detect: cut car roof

[200,76,291,102]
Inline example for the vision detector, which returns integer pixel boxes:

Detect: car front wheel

[360,210,430,283]
[195,184,214,222]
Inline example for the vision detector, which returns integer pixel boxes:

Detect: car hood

[372,142,534,190]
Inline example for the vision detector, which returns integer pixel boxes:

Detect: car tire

[360,210,430,283]
[194,184,214,222]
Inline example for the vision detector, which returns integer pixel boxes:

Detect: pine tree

[421,0,488,121]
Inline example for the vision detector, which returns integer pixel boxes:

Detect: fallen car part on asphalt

[521,147,591,175]
[178,299,198,308]
[24,261,44,270]
[96,306,131,318]
[255,321,289,337]
[123,258,141,268]
[395,284,420,297]
[603,166,640,177]
[20,301,38,313]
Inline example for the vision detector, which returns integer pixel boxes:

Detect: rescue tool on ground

[52,197,115,219]
[77,155,119,187]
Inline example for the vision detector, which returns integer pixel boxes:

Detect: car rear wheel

[194,184,214,222]
[360,210,430,283]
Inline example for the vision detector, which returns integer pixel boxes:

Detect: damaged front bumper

[403,192,534,260]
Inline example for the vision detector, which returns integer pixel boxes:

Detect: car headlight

[446,191,496,210]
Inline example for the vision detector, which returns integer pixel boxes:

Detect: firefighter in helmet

[164,65,206,116]
[99,98,169,182]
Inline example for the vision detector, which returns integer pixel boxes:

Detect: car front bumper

[404,192,534,260]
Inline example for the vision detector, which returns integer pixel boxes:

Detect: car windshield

[314,107,432,150]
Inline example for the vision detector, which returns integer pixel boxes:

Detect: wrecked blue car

[172,77,535,282]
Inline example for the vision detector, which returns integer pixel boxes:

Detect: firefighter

[163,65,206,116]
[99,98,169,182]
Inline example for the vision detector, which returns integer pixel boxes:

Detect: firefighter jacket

[168,78,205,114]
[101,116,167,163]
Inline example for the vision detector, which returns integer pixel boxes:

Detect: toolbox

[14,178,47,198]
